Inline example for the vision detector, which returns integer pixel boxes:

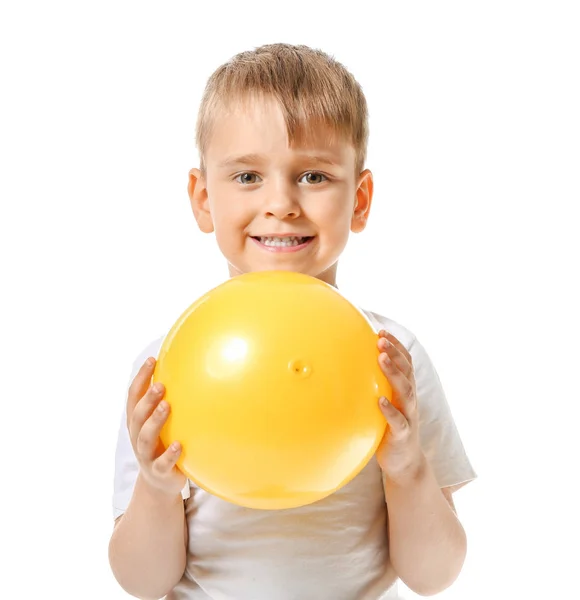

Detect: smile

[250,235,314,253]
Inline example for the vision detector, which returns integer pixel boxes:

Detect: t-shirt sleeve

[112,338,190,521]
[409,336,477,489]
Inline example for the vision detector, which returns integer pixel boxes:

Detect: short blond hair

[196,43,369,174]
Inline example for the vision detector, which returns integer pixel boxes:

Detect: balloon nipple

[288,359,312,378]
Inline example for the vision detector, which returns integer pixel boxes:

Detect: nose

[262,182,301,220]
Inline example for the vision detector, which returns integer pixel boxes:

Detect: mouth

[251,235,313,248]
[250,235,315,253]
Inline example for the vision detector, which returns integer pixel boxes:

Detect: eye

[234,172,261,184]
[300,172,328,184]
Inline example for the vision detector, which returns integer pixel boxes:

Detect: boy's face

[188,97,373,285]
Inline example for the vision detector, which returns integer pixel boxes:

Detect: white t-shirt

[113,310,477,600]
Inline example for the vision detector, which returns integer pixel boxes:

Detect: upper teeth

[258,236,308,247]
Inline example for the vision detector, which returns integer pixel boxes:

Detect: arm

[108,473,188,600]
[383,455,467,596]
[375,331,471,596]
[109,357,189,599]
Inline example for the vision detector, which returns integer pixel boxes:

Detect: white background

[1,1,578,598]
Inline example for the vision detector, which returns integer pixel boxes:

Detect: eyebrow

[217,153,265,169]
[217,153,340,169]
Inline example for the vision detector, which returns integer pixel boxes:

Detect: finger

[129,382,165,446]
[379,352,415,417]
[152,441,182,477]
[379,397,410,440]
[136,398,170,459]
[377,336,413,378]
[378,331,413,368]
[127,358,156,420]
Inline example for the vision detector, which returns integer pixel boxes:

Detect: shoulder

[360,309,417,351]
[131,335,166,367]
[124,335,166,383]
[360,309,436,377]
[361,308,445,410]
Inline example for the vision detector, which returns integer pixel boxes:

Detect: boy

[109,43,476,600]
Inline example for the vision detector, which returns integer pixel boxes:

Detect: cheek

[310,200,354,236]
[212,205,252,251]
[210,193,249,229]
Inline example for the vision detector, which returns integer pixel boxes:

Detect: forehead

[204,96,355,165]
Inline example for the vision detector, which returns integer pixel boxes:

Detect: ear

[188,168,214,233]
[351,169,373,233]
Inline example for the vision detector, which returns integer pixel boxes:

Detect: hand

[375,331,425,484]
[126,358,186,496]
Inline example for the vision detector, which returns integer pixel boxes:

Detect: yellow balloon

[153,271,391,510]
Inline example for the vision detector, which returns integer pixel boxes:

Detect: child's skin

[109,96,467,598]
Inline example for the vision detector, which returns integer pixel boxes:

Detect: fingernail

[153,383,163,394]
[146,357,155,366]
[380,397,390,406]
[157,400,167,412]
